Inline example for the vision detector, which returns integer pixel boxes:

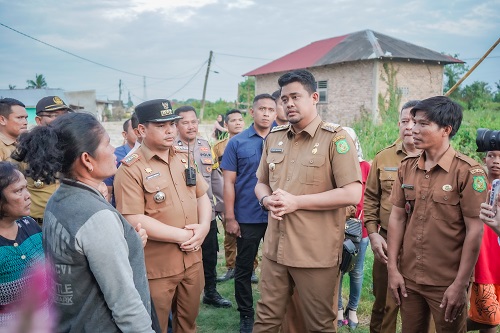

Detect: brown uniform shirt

[256,116,362,268]
[27,177,59,219]
[390,146,487,286]
[212,137,229,169]
[114,143,209,279]
[364,140,409,234]
[0,132,16,162]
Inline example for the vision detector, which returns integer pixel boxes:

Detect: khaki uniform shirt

[0,132,16,162]
[176,137,223,219]
[256,116,362,268]
[364,140,409,234]
[114,143,209,279]
[212,137,229,169]
[390,146,487,286]
[27,177,59,219]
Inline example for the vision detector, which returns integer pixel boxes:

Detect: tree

[461,81,493,110]
[237,77,255,110]
[26,74,48,89]
[494,80,500,103]
[443,54,469,100]
[8,84,16,90]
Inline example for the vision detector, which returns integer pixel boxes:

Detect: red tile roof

[244,30,463,76]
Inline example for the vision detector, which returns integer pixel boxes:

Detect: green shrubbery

[354,104,500,163]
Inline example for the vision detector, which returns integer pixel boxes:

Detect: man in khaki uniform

[0,98,28,161]
[212,109,250,283]
[114,99,211,333]
[174,105,232,308]
[364,100,421,332]
[388,96,486,333]
[27,96,72,224]
[253,69,362,332]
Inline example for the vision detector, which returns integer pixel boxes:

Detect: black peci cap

[135,99,183,124]
[36,96,73,115]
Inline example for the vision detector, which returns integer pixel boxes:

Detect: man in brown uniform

[388,96,486,333]
[114,99,211,333]
[364,100,421,332]
[0,98,28,161]
[28,96,72,224]
[253,69,362,332]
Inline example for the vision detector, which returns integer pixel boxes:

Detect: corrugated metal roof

[244,29,463,76]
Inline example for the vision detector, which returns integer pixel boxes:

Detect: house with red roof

[244,29,462,124]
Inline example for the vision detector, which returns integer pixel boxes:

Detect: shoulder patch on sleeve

[121,153,140,167]
[470,167,486,176]
[472,175,487,192]
[320,122,341,133]
[271,124,290,132]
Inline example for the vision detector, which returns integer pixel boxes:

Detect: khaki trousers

[253,256,340,333]
[148,262,204,333]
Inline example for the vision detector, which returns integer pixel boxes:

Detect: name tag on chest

[270,148,284,153]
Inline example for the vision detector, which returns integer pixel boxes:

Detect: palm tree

[8,84,16,90]
[26,74,48,89]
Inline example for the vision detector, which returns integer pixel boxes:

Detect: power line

[166,60,208,99]
[0,22,196,80]
[214,52,273,61]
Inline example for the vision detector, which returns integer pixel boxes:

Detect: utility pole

[200,50,213,120]
[118,79,122,106]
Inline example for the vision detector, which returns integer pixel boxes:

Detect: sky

[0,0,499,105]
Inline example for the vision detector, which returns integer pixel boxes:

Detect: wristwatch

[259,195,269,211]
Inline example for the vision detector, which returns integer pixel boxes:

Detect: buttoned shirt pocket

[143,177,173,212]
[299,155,326,185]
[380,170,396,194]
[431,189,461,222]
[238,148,258,172]
[266,153,285,184]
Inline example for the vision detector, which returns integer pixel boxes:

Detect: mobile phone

[489,179,500,207]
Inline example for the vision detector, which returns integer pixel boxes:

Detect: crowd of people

[0,69,499,333]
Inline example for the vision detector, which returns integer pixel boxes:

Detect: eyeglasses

[37,111,69,119]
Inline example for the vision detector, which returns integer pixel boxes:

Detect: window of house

[317,80,328,103]
[398,87,409,96]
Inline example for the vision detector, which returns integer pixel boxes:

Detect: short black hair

[0,162,21,219]
[410,96,462,139]
[122,119,131,132]
[225,109,242,123]
[12,113,105,183]
[174,105,197,117]
[271,90,281,100]
[278,70,316,95]
[0,98,25,118]
[130,112,139,130]
[253,93,275,105]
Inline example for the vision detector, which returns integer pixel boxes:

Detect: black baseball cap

[36,96,73,115]
[135,99,183,124]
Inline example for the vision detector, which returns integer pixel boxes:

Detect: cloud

[104,0,218,22]
[225,0,255,9]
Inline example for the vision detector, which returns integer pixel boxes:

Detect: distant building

[0,89,99,124]
[243,29,462,125]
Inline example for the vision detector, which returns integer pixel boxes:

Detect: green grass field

[196,226,498,332]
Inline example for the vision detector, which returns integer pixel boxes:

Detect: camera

[476,128,500,152]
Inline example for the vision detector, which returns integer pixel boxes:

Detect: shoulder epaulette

[375,141,398,155]
[455,152,483,168]
[271,124,290,132]
[121,153,140,167]
[320,122,341,133]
